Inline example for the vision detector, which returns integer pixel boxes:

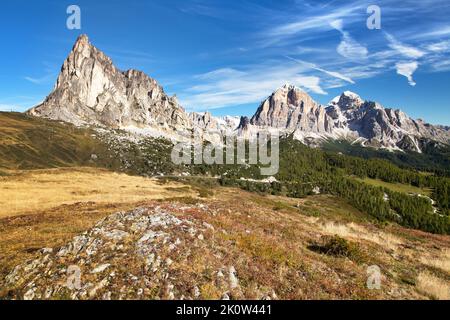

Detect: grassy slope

[0,167,198,218]
[0,167,199,275]
[355,177,433,196]
[0,112,114,170]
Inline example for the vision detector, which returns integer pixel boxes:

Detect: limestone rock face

[28,35,190,131]
[250,84,333,134]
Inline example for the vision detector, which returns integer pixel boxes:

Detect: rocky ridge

[241,85,450,152]
[27,35,238,140]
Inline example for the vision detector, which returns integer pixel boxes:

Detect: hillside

[0,112,449,235]
[0,112,178,176]
[1,167,449,300]
[0,112,111,170]
[0,111,449,300]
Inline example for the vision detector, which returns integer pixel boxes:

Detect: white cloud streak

[24,74,55,85]
[385,33,425,59]
[179,63,328,110]
[285,56,355,84]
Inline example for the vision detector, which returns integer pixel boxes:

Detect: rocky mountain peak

[245,86,450,152]
[250,84,330,131]
[74,34,90,48]
[28,35,191,131]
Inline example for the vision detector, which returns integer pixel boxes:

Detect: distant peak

[329,91,364,109]
[342,91,361,99]
[277,83,304,93]
[74,34,90,46]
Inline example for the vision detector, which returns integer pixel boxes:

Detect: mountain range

[28,35,450,153]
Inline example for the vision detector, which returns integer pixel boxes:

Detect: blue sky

[0,0,449,124]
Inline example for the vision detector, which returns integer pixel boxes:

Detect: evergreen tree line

[189,137,450,234]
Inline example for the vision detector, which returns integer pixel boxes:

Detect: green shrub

[308,235,362,261]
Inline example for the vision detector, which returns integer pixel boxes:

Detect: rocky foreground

[3,189,449,300]
[4,202,251,300]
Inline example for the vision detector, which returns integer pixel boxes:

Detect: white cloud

[426,40,450,53]
[268,5,361,39]
[430,59,450,72]
[179,63,327,110]
[24,74,55,85]
[331,19,368,60]
[329,19,343,31]
[413,26,450,40]
[396,61,418,86]
[0,104,18,112]
[385,33,425,59]
[286,56,355,84]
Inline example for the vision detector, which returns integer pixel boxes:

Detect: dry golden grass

[417,272,450,300]
[420,249,450,274]
[0,167,198,278]
[0,167,196,218]
[317,221,403,251]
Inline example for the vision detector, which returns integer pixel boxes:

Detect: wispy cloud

[286,56,355,84]
[396,61,418,86]
[330,19,368,60]
[385,33,425,59]
[0,104,17,112]
[24,74,55,85]
[426,40,450,53]
[412,25,450,40]
[24,60,58,85]
[179,62,328,110]
[268,5,362,39]
[0,95,45,112]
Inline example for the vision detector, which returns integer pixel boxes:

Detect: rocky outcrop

[4,203,249,300]
[189,112,240,134]
[0,202,284,300]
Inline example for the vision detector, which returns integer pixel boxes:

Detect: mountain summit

[28,35,191,131]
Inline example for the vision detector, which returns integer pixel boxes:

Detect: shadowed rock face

[28,35,191,131]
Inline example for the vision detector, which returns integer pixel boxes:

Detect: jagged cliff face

[245,87,450,152]
[28,35,190,131]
